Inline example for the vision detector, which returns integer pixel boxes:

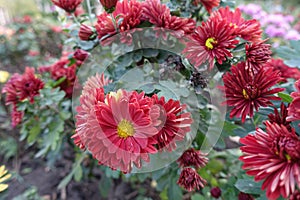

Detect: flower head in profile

[177,148,208,169]
[223,62,284,122]
[210,187,222,198]
[240,121,300,199]
[193,0,220,14]
[245,40,272,72]
[51,0,83,13]
[78,24,96,41]
[0,165,11,192]
[150,95,193,151]
[183,17,238,70]
[177,167,207,191]
[265,58,300,82]
[238,192,254,200]
[99,0,118,12]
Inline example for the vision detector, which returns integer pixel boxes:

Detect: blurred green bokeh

[0,0,39,16]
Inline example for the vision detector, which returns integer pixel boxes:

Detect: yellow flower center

[242,89,249,99]
[205,37,217,49]
[285,154,291,162]
[117,119,135,138]
[0,71,10,83]
[229,23,238,29]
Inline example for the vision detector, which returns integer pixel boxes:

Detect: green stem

[71,13,81,26]
[86,0,94,25]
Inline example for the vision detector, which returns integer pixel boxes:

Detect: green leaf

[235,178,263,195]
[27,124,41,144]
[191,193,206,200]
[74,165,83,182]
[167,177,183,200]
[99,175,113,198]
[278,92,293,103]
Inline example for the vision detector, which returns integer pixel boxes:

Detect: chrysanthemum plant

[2,0,300,199]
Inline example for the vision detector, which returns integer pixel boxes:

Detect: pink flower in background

[240,121,300,200]
[177,167,207,191]
[150,95,193,151]
[183,17,238,70]
[223,62,283,122]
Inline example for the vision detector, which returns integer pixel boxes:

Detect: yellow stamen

[229,23,238,29]
[242,89,249,99]
[285,154,291,161]
[205,37,217,49]
[117,119,135,138]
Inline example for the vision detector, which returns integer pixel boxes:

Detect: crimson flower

[150,94,193,151]
[78,24,96,41]
[268,103,292,131]
[73,49,89,66]
[183,17,238,70]
[265,58,300,82]
[193,0,220,14]
[240,121,300,200]
[287,80,300,123]
[211,7,262,42]
[238,192,254,200]
[95,0,142,42]
[290,190,300,200]
[51,0,83,13]
[99,0,118,11]
[177,167,207,191]
[210,187,222,198]
[11,105,24,127]
[223,62,284,122]
[1,74,22,106]
[245,40,272,72]
[143,0,196,36]
[177,148,208,169]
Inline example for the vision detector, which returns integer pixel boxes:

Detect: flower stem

[86,0,94,25]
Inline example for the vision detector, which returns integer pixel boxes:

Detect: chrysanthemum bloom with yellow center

[51,0,83,13]
[222,62,284,122]
[183,17,238,70]
[150,95,193,151]
[0,165,11,192]
[211,6,262,43]
[240,121,300,200]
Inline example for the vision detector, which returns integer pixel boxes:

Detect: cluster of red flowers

[176,148,208,191]
[73,73,193,173]
[1,67,44,127]
[183,6,265,70]
[38,50,88,98]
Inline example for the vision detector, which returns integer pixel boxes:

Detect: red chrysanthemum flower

[177,148,208,169]
[287,80,300,123]
[290,190,300,200]
[240,121,300,200]
[265,59,300,82]
[78,24,96,41]
[268,103,292,131]
[142,0,196,36]
[150,94,193,151]
[14,68,44,103]
[99,0,118,10]
[211,7,262,42]
[183,18,238,70]
[193,0,220,14]
[245,40,272,72]
[2,67,44,104]
[223,62,284,122]
[287,98,300,122]
[95,0,142,42]
[51,0,83,13]
[73,49,89,66]
[1,74,22,106]
[177,167,207,191]
[238,192,255,200]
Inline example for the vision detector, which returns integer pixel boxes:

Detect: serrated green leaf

[27,124,41,144]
